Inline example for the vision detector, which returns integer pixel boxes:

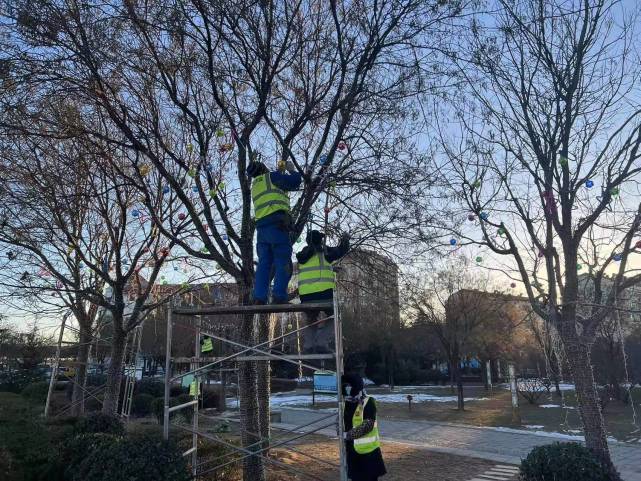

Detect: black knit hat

[246,161,268,178]
[341,373,364,397]
[306,229,325,246]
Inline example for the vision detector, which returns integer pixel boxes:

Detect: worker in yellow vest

[296,230,349,353]
[247,160,302,304]
[342,374,386,481]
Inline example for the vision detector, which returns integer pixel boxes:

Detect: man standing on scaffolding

[247,159,302,304]
[296,229,349,353]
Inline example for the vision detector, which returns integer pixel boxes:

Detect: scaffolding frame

[44,315,145,420]
[163,295,347,481]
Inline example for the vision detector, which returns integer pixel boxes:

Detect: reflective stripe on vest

[298,252,335,295]
[251,174,290,220]
[352,396,381,454]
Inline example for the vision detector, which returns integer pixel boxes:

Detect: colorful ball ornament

[614,253,623,261]
[337,141,347,151]
[449,238,457,246]
[577,263,583,271]
[610,187,620,196]
[140,164,151,176]
[222,234,228,241]
[480,212,489,221]
[209,189,217,198]
[585,180,594,189]
[475,256,483,263]
[319,154,328,165]
[467,214,475,222]
[510,282,516,289]
[216,128,225,138]
[132,209,140,217]
[498,227,506,236]
[192,186,199,193]
[324,207,331,214]
[188,168,197,178]
[178,213,186,220]
[473,179,482,188]
[163,186,170,194]
[635,240,641,250]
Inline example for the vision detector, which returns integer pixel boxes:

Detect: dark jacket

[344,397,387,480]
[255,171,302,228]
[296,233,349,302]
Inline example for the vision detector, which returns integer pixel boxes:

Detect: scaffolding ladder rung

[173,353,335,363]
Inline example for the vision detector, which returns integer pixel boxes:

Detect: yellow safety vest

[201,337,213,353]
[189,380,200,397]
[251,174,290,220]
[352,396,381,454]
[298,252,335,295]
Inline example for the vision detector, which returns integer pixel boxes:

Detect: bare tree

[440,1,641,475]
[0,127,185,414]
[1,1,468,478]
[408,258,510,410]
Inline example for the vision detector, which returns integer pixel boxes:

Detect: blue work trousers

[253,223,292,303]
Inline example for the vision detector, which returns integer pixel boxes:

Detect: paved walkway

[276,408,641,481]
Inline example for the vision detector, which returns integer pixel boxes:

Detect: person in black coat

[296,230,349,354]
[342,374,387,481]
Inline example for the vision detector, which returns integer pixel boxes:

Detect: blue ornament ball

[163,186,170,194]
[222,234,228,241]
[449,238,457,246]
[614,253,623,262]
[192,186,198,192]
[480,212,489,221]
[132,209,140,217]
[586,180,594,189]
[319,154,328,165]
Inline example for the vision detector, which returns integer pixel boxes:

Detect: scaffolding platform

[172,301,333,316]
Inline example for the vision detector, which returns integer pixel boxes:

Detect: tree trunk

[71,324,91,416]
[451,357,464,411]
[102,329,126,415]
[238,310,265,481]
[256,313,271,453]
[565,341,621,480]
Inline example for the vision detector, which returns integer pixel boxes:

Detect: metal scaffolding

[44,315,144,420]
[162,295,347,481]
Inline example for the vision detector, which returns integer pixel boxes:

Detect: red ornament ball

[324,207,330,214]
[178,213,186,220]
[510,282,517,288]
[636,240,641,250]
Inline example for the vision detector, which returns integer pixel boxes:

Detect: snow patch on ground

[373,393,488,403]
[227,391,489,408]
[540,404,576,409]
[525,425,545,429]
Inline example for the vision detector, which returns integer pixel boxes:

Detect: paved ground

[276,408,641,481]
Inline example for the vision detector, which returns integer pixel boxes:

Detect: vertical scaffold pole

[45,312,69,417]
[333,288,348,481]
[192,316,200,475]
[163,308,173,440]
